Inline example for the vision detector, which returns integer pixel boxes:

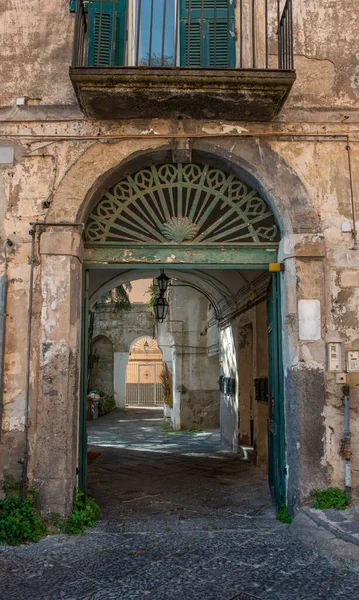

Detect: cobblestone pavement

[1,408,359,600]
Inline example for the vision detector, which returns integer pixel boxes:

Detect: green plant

[96,282,132,312]
[161,424,202,435]
[98,394,116,417]
[0,478,100,545]
[276,503,292,524]
[311,487,351,510]
[160,363,173,408]
[63,488,100,535]
[147,283,158,310]
[0,476,47,546]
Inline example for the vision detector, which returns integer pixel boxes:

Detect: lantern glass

[156,270,170,294]
[153,293,169,323]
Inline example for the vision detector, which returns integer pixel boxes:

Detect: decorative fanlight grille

[85,163,279,245]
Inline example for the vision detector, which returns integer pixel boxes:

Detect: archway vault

[84,161,280,267]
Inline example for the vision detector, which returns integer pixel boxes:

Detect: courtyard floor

[1,407,359,599]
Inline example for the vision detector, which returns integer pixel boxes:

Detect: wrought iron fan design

[85,163,279,245]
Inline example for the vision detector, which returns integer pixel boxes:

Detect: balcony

[70,0,296,121]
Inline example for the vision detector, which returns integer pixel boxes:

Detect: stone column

[113,351,129,409]
[281,236,328,510]
[32,228,83,515]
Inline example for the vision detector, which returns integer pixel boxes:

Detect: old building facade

[0,0,358,515]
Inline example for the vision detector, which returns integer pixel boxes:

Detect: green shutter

[180,0,235,68]
[88,1,127,67]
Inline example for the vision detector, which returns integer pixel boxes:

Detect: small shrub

[63,488,99,535]
[0,476,47,546]
[311,487,351,510]
[98,395,116,417]
[0,478,100,545]
[276,504,292,524]
[160,364,173,408]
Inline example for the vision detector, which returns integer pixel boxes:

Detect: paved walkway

[1,408,359,599]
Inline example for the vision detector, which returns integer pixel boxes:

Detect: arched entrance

[32,140,326,517]
[126,338,164,407]
[80,160,285,508]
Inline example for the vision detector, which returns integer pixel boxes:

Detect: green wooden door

[79,269,90,493]
[267,272,286,508]
[180,0,236,67]
[88,0,127,66]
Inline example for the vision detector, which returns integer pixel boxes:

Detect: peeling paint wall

[0,0,358,512]
[167,286,220,431]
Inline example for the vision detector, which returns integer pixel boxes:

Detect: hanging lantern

[144,340,149,353]
[156,269,170,294]
[153,293,169,323]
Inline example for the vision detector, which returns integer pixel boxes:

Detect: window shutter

[180,0,235,68]
[88,1,127,67]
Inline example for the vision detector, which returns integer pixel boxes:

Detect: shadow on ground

[1,408,358,600]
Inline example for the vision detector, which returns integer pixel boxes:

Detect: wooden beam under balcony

[69,67,296,121]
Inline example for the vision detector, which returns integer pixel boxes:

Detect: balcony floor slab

[69,67,296,121]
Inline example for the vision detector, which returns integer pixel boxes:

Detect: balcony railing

[72,0,294,71]
[70,0,296,120]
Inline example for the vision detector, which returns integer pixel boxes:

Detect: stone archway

[32,141,326,514]
[46,139,319,238]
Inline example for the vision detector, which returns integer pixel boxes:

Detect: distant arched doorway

[126,338,164,407]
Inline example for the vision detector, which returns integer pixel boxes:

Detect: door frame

[79,261,286,504]
[267,271,285,507]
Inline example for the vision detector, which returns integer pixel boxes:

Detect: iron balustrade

[278,0,294,69]
[72,0,294,70]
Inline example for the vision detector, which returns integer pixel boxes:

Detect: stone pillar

[219,322,239,451]
[281,236,328,510]
[32,228,83,515]
[113,351,129,409]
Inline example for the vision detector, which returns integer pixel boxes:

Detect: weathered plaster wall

[0,132,357,513]
[0,0,77,108]
[167,286,220,431]
[92,303,154,352]
[236,300,269,470]
[1,1,358,117]
[0,0,358,512]
[90,335,114,396]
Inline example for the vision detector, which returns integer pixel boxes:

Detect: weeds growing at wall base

[0,477,47,546]
[0,476,99,546]
[276,503,292,524]
[311,487,351,510]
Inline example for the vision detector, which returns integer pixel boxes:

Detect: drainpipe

[0,239,13,441]
[342,384,351,494]
[20,228,36,498]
